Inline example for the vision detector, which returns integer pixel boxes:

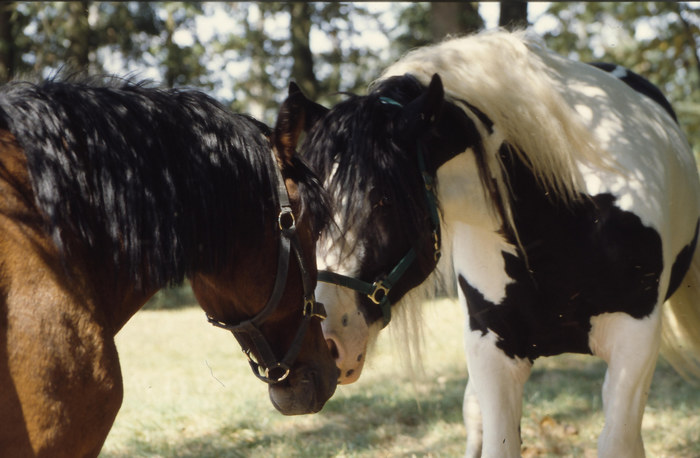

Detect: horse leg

[2,288,124,457]
[462,325,532,457]
[453,223,531,456]
[590,310,661,458]
[458,279,531,456]
[0,315,33,454]
[463,379,483,458]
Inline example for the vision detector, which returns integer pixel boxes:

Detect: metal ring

[265,362,291,383]
[278,209,296,231]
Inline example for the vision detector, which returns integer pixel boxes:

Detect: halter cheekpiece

[207,150,326,384]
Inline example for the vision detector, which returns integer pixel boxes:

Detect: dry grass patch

[100,299,699,457]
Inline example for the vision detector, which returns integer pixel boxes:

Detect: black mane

[0,77,328,289]
[302,75,433,258]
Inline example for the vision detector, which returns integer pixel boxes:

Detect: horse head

[288,75,479,383]
[190,92,338,414]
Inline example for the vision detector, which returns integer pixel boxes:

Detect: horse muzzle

[268,363,338,415]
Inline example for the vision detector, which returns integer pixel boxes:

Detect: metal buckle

[303,296,326,320]
[432,231,442,261]
[368,280,390,305]
[278,209,295,231]
[423,172,434,191]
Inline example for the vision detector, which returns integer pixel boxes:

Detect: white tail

[661,245,700,381]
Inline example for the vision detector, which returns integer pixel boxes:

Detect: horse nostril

[326,338,339,360]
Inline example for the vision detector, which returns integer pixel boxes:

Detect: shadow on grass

[524,356,700,457]
[100,356,699,457]
[99,372,467,457]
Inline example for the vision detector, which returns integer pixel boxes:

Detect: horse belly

[452,187,677,361]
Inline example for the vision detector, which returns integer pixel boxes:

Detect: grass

[99,299,700,457]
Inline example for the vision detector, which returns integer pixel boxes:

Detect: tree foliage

[4,2,698,307]
[2,2,698,147]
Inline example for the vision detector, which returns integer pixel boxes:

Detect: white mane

[378,30,610,205]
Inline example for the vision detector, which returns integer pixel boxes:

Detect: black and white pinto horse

[290,31,700,456]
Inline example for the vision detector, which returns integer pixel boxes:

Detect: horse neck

[189,226,281,324]
[94,270,160,334]
[0,130,159,335]
[436,150,503,233]
[44,237,161,334]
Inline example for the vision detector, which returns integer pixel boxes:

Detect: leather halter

[207,151,326,384]
[317,96,441,328]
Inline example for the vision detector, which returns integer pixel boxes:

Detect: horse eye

[372,197,390,209]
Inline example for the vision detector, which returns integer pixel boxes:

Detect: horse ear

[287,82,329,131]
[409,74,480,172]
[420,73,445,126]
[273,82,329,165]
[397,73,445,138]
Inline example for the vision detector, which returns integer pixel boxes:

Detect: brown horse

[0,77,337,457]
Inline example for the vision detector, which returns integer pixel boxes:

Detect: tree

[0,2,14,81]
[90,2,161,73]
[431,2,483,41]
[499,2,528,30]
[19,2,95,74]
[13,2,696,158]
[7,2,210,86]
[160,2,206,88]
[64,1,90,69]
[210,2,389,120]
[395,2,483,52]
[309,3,389,98]
[288,2,319,100]
[0,3,52,80]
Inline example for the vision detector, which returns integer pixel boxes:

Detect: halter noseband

[207,151,326,384]
[317,96,441,328]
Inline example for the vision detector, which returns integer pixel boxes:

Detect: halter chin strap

[317,96,441,329]
[207,151,326,384]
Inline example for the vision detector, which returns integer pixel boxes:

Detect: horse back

[539,48,700,267]
[588,62,678,122]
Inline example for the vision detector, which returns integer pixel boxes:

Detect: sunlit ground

[100,299,699,457]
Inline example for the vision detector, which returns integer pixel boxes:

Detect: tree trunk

[288,2,318,100]
[677,2,700,92]
[431,2,462,40]
[499,2,529,31]
[431,2,483,41]
[242,5,270,120]
[164,7,176,88]
[66,1,91,70]
[0,2,14,81]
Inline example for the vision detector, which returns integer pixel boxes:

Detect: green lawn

[100,299,700,457]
